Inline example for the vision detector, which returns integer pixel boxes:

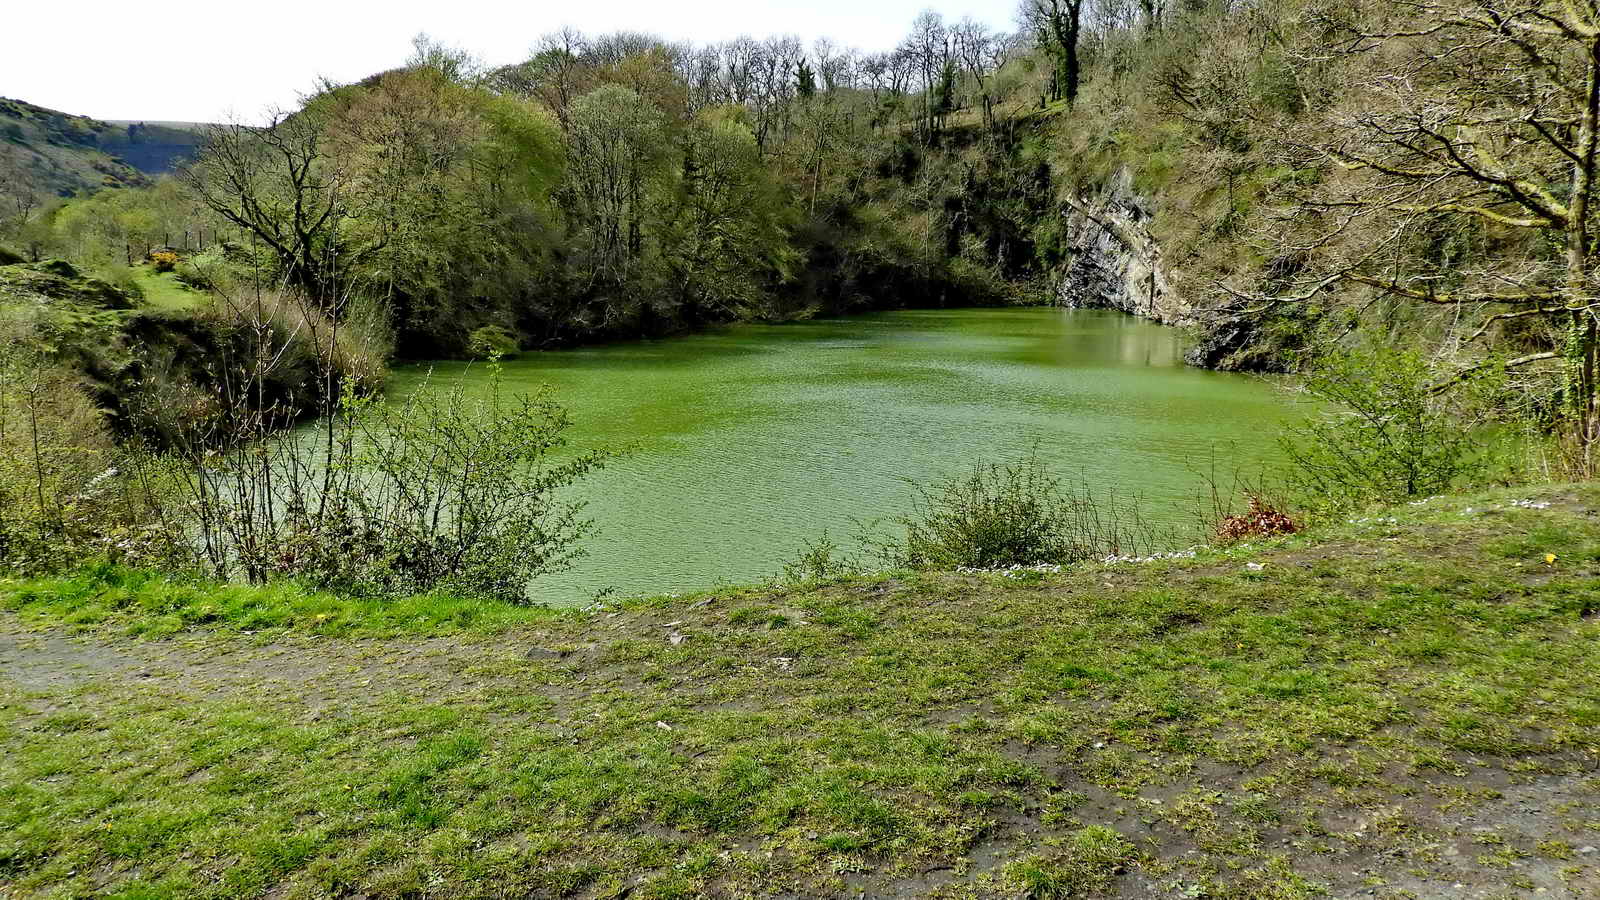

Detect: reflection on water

[387,308,1293,604]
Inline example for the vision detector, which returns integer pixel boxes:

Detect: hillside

[2,484,1596,897]
[0,256,351,440]
[0,98,149,199]
[1039,0,1598,389]
[102,119,206,175]
[0,98,203,205]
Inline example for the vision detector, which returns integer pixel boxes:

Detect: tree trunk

[1566,35,1600,466]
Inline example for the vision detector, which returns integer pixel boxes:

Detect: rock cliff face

[1054,168,1186,326]
[1053,169,1273,370]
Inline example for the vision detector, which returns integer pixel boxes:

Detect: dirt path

[0,623,539,712]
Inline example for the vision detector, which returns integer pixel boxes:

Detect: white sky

[4,0,1016,124]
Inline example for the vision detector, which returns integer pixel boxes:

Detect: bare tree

[954,18,1000,130]
[722,37,761,106]
[500,28,591,128]
[749,36,805,154]
[1245,0,1600,467]
[813,37,860,92]
[682,43,725,114]
[181,110,351,306]
[859,50,915,129]
[903,11,953,143]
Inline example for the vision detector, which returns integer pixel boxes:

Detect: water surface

[390,308,1294,604]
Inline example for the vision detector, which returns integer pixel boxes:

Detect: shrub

[95,263,141,297]
[172,246,240,292]
[129,356,610,603]
[0,341,172,572]
[875,453,1157,569]
[779,532,856,583]
[468,325,520,360]
[112,282,598,602]
[1281,347,1481,508]
[206,288,389,393]
[335,366,610,601]
[148,251,178,273]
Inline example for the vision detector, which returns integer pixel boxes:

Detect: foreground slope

[1,486,1597,898]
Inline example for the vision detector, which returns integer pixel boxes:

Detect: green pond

[389,308,1298,604]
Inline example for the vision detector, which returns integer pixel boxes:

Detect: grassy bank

[1,485,1598,898]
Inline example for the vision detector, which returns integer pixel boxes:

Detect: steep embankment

[1054,168,1183,326]
[1051,167,1276,372]
[0,259,197,429]
[2,485,1597,897]
[0,258,354,440]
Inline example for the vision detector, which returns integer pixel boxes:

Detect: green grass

[1006,825,1137,897]
[0,566,570,638]
[2,484,1599,897]
[130,266,204,312]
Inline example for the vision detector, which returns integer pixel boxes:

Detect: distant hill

[0,97,205,200]
[103,119,207,175]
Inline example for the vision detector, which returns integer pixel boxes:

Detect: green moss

[0,259,133,309]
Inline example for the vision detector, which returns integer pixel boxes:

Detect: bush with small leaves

[468,325,520,360]
[875,452,1158,570]
[1281,348,1482,508]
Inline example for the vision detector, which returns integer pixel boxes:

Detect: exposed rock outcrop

[1182,315,1261,369]
[1055,168,1187,326]
[1052,170,1290,372]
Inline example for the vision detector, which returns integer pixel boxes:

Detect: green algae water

[388,308,1296,604]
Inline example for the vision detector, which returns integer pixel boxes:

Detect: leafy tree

[319,65,562,351]
[1020,0,1085,103]
[662,112,797,321]
[796,58,818,99]
[933,61,958,124]
[562,85,670,289]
